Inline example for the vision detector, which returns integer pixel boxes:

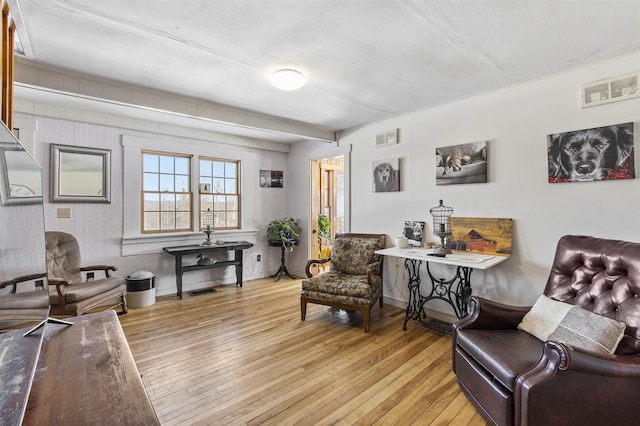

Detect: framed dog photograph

[547,122,634,183]
[435,141,488,185]
[372,158,400,192]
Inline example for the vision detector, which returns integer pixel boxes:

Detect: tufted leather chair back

[544,235,640,355]
[45,231,83,284]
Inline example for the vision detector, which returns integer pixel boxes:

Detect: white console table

[376,247,509,330]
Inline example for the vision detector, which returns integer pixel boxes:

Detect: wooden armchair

[301,233,386,333]
[45,231,127,316]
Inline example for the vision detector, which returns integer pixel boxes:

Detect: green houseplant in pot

[267,217,302,252]
[317,214,332,258]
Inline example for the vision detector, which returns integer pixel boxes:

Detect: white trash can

[126,270,156,308]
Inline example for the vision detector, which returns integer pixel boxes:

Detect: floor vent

[188,288,217,296]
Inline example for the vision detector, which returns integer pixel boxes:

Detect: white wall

[289,51,640,319]
[20,115,290,297]
[12,50,640,316]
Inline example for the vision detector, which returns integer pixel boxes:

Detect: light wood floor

[118,278,486,425]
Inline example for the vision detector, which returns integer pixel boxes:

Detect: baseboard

[383,295,459,324]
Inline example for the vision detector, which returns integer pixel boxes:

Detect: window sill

[121,229,259,256]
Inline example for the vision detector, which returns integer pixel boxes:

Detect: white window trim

[121,134,258,256]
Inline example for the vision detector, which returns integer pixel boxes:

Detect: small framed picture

[372,158,400,192]
[260,170,284,188]
[435,141,487,185]
[403,221,425,246]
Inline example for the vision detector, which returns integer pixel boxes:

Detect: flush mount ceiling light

[270,69,306,91]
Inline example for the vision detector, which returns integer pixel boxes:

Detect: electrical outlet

[257,254,261,262]
[57,207,71,218]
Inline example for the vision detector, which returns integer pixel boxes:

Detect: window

[123,135,258,252]
[142,151,191,233]
[199,157,240,230]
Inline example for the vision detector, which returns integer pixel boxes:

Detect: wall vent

[375,129,398,147]
[581,71,639,108]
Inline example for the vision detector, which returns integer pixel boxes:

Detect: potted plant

[317,214,332,258]
[266,217,302,252]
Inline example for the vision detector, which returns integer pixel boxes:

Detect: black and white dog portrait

[372,158,400,192]
[547,122,635,183]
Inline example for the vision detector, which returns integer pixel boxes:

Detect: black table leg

[402,259,475,332]
[270,245,296,282]
[423,263,473,319]
[235,249,243,287]
[403,258,425,330]
[175,255,183,299]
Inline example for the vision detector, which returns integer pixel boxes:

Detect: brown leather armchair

[46,231,127,316]
[301,233,385,333]
[452,235,640,426]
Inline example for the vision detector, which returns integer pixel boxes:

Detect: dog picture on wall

[547,122,635,183]
[435,141,488,185]
[372,158,400,192]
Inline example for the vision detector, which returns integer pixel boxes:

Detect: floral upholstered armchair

[301,233,386,333]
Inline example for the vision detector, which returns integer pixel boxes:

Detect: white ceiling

[11,0,640,143]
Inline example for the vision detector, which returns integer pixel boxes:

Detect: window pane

[159,174,175,192]
[175,175,189,192]
[159,156,174,174]
[212,178,224,193]
[199,177,212,189]
[214,212,225,228]
[214,195,225,211]
[212,162,225,177]
[175,157,189,175]
[225,178,236,193]
[201,194,213,211]
[144,212,159,230]
[176,194,191,211]
[160,212,176,229]
[226,195,238,210]
[225,162,236,176]
[144,193,160,211]
[143,154,158,173]
[143,173,158,191]
[160,193,175,211]
[176,212,190,229]
[227,211,238,227]
[200,160,211,176]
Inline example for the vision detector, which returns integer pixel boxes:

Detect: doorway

[310,156,344,276]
